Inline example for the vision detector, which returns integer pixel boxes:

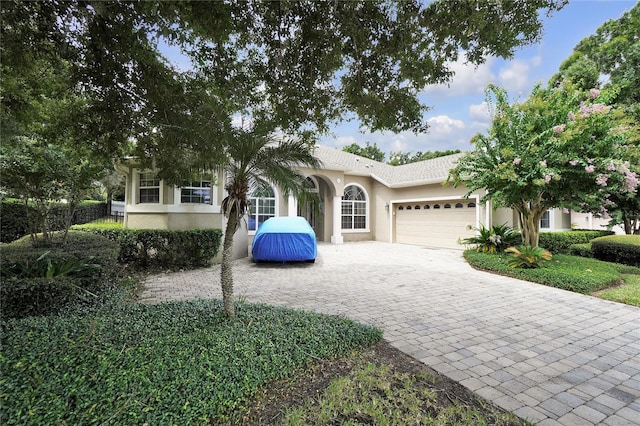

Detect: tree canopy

[388,149,462,165]
[342,142,386,163]
[1,0,567,181]
[450,84,638,247]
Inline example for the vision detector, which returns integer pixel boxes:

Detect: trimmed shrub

[569,243,593,258]
[72,226,223,270]
[538,230,614,254]
[591,235,640,267]
[0,231,121,319]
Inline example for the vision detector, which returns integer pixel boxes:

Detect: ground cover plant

[1,300,382,425]
[464,250,640,296]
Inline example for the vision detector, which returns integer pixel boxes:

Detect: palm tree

[219,127,322,317]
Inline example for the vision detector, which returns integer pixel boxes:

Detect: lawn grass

[596,274,640,307]
[464,251,640,295]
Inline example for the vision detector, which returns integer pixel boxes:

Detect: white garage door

[395,200,477,249]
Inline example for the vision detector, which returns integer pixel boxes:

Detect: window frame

[248,185,278,234]
[138,172,160,204]
[341,183,369,232]
[180,174,213,205]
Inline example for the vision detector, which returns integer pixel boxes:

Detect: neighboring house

[116,145,609,258]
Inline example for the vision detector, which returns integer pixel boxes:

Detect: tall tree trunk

[221,212,239,318]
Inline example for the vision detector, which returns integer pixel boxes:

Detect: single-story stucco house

[115,145,613,259]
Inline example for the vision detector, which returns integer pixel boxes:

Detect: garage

[394,199,478,249]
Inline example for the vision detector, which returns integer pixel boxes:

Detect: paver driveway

[140,241,640,426]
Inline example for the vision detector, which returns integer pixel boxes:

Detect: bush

[538,230,614,254]
[591,235,640,267]
[464,250,639,294]
[461,224,521,253]
[569,243,593,258]
[0,200,108,243]
[505,245,552,268]
[72,226,223,270]
[1,300,382,424]
[0,231,121,320]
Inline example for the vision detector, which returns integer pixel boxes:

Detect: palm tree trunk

[221,212,239,317]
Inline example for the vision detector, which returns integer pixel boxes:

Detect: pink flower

[606,161,616,171]
[585,165,595,173]
[544,173,553,182]
[589,88,601,99]
[624,171,639,193]
[513,158,521,165]
[569,160,578,166]
[562,208,570,214]
[596,174,609,187]
[553,124,566,133]
[540,160,547,167]
[568,112,576,120]
[579,103,611,118]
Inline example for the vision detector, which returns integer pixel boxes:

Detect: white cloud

[423,57,496,96]
[469,102,490,123]
[498,60,531,93]
[334,136,357,148]
[426,115,465,137]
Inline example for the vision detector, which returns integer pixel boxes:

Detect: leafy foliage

[464,251,639,294]
[1,300,382,424]
[537,230,613,254]
[0,200,108,243]
[342,142,386,162]
[388,149,462,166]
[461,224,521,253]
[72,226,222,270]
[591,235,640,267]
[0,231,121,319]
[505,245,553,269]
[569,243,593,258]
[450,83,638,246]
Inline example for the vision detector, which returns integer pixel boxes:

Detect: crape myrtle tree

[550,3,640,234]
[449,83,638,248]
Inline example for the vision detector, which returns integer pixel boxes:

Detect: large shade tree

[219,128,321,317]
[450,84,638,248]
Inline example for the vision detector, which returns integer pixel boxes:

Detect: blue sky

[319,0,635,157]
[160,1,635,157]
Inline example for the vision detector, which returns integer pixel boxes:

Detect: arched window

[406,205,412,210]
[248,186,276,231]
[455,203,463,208]
[467,202,476,208]
[433,204,441,209]
[424,204,430,209]
[398,206,404,210]
[341,185,367,230]
[414,205,421,210]
[444,203,451,209]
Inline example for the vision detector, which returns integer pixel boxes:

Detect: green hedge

[72,226,223,270]
[0,231,121,320]
[591,235,640,267]
[569,243,593,258]
[464,250,639,294]
[538,230,614,254]
[1,300,383,424]
[0,200,108,243]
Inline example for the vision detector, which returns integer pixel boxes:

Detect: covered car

[251,216,317,262]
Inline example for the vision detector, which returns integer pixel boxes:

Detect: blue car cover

[252,216,317,262]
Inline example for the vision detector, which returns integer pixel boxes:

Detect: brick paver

[140,241,640,425]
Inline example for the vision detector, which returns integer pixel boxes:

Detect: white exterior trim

[341,182,371,233]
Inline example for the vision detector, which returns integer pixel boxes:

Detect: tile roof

[312,145,464,188]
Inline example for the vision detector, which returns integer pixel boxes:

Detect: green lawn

[464,250,640,302]
[597,274,640,307]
